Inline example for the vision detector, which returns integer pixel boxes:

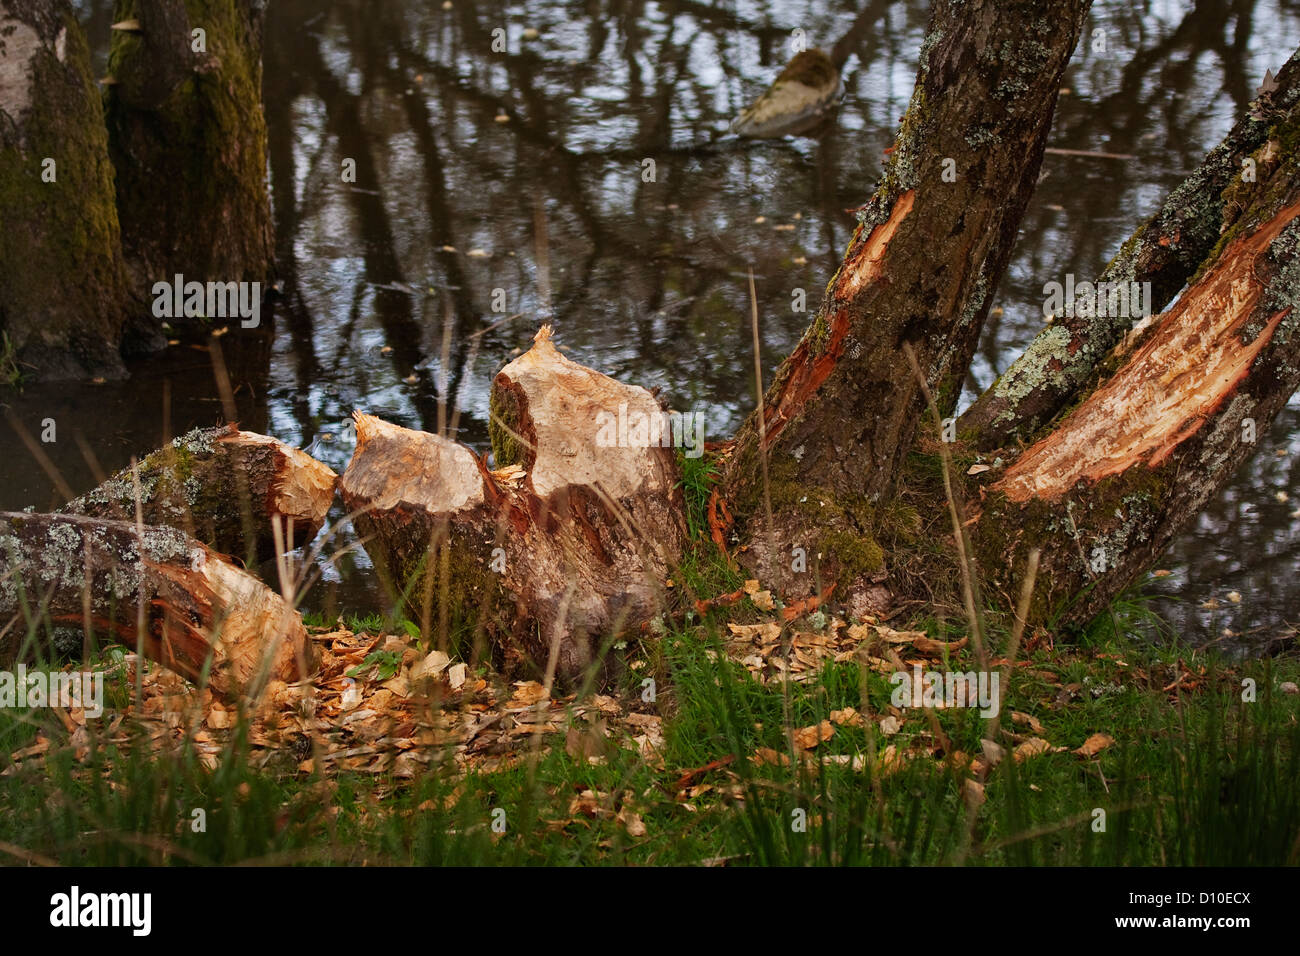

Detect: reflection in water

[6,0,1299,652]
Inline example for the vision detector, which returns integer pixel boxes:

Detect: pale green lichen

[985,323,1074,416]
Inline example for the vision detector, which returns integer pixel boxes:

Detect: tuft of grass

[0,332,22,389]
[1081,572,1176,649]
[676,450,721,542]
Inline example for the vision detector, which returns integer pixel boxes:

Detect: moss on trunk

[0,0,132,381]
[104,0,274,290]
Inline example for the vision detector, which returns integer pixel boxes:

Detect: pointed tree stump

[0,512,315,697]
[341,327,687,681]
[61,425,337,563]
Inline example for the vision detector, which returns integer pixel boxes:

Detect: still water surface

[6,0,1299,653]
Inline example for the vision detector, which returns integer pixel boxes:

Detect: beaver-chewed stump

[341,326,688,681]
[0,512,316,698]
[61,425,338,562]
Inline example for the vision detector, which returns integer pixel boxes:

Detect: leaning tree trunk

[0,0,133,380]
[724,0,1092,605]
[960,48,1300,450]
[0,512,315,697]
[340,326,687,682]
[969,89,1300,630]
[103,0,274,293]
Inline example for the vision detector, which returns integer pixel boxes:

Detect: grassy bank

[0,593,1296,865]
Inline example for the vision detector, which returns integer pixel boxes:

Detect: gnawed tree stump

[62,425,337,562]
[0,512,315,697]
[341,327,687,681]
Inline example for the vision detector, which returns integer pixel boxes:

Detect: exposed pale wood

[974,167,1300,629]
[62,425,337,561]
[0,512,315,697]
[341,327,687,681]
[961,49,1300,449]
[996,198,1300,502]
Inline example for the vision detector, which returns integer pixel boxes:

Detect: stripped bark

[341,327,687,681]
[61,424,337,562]
[724,0,1091,597]
[960,48,1300,450]
[0,512,315,697]
[971,134,1300,628]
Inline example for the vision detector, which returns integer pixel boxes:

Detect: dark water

[5,0,1299,653]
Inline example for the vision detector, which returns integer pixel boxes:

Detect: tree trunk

[104,0,274,291]
[0,0,133,381]
[723,0,1092,601]
[960,48,1300,451]
[340,326,687,682]
[61,424,337,563]
[970,101,1300,629]
[0,512,315,697]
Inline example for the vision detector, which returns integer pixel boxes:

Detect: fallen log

[0,512,315,698]
[340,326,688,681]
[61,425,337,562]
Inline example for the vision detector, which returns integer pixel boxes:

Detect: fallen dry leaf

[1013,737,1054,763]
[1011,711,1045,734]
[781,582,836,621]
[830,707,864,727]
[410,649,450,680]
[509,680,549,707]
[1073,733,1115,758]
[875,625,926,644]
[752,747,790,766]
[673,755,735,792]
[792,720,835,751]
[727,622,782,643]
[912,634,969,656]
[617,806,646,837]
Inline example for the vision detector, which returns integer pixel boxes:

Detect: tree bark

[0,511,315,697]
[340,326,687,682]
[970,95,1300,630]
[723,0,1092,598]
[61,424,337,563]
[0,0,133,381]
[104,0,274,291]
[960,48,1300,451]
